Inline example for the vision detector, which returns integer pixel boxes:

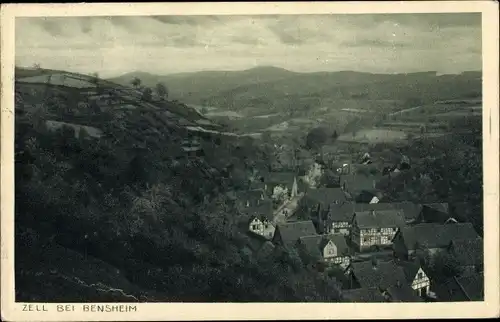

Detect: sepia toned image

[1,1,499,321]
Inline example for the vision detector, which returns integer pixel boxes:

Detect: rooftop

[274,220,318,249]
[449,237,483,267]
[303,188,348,207]
[434,273,484,301]
[339,173,383,192]
[399,223,479,250]
[350,260,408,290]
[354,210,406,229]
[385,284,423,302]
[397,260,423,283]
[342,288,386,303]
[240,199,274,222]
[423,203,450,214]
[328,202,422,223]
[298,233,350,259]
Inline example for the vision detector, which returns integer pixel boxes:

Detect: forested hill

[110,67,482,110]
[14,67,342,302]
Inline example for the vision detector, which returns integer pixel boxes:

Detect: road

[388,105,425,116]
[185,125,262,139]
[272,193,304,225]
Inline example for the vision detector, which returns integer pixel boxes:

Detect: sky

[15,13,482,78]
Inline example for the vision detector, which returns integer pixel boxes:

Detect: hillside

[110,67,481,113]
[14,67,343,302]
[109,67,481,141]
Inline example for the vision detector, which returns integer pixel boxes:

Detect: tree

[131,77,142,89]
[155,83,168,100]
[306,126,329,150]
[142,87,153,101]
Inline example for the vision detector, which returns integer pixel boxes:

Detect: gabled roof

[399,223,479,250]
[339,173,382,192]
[274,220,317,249]
[385,284,423,302]
[342,288,386,303]
[242,199,274,222]
[434,273,484,301]
[397,260,423,283]
[350,260,408,290]
[354,210,405,229]
[449,237,483,267]
[360,202,421,221]
[303,188,348,208]
[326,201,421,224]
[326,202,357,223]
[298,234,350,259]
[423,203,450,214]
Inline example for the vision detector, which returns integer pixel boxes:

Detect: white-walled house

[243,200,276,240]
[297,233,351,269]
[399,261,431,297]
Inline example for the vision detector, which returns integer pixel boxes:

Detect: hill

[109,67,481,112]
[14,67,343,302]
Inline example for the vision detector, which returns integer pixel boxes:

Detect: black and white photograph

[1,1,499,321]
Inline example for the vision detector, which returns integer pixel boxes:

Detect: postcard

[1,1,499,321]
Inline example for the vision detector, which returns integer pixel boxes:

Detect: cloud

[15,13,482,77]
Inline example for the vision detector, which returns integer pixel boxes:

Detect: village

[233,146,483,303]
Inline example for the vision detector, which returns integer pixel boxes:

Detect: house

[243,200,275,240]
[297,233,351,269]
[295,188,348,224]
[339,173,383,202]
[319,202,421,236]
[392,223,479,260]
[420,203,456,224]
[433,273,484,302]
[341,288,387,302]
[355,189,385,204]
[382,284,423,302]
[272,220,317,250]
[301,188,348,214]
[319,202,356,236]
[398,260,431,297]
[340,173,381,194]
[347,259,408,290]
[448,238,483,275]
[351,210,406,252]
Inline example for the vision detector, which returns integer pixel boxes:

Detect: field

[337,128,409,143]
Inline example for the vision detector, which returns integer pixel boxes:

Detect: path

[388,105,425,116]
[272,193,304,225]
[185,125,262,139]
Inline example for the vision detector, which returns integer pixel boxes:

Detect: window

[417,272,423,279]
[251,225,257,230]
[264,224,269,228]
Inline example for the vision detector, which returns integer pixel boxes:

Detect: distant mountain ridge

[109,67,482,111]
